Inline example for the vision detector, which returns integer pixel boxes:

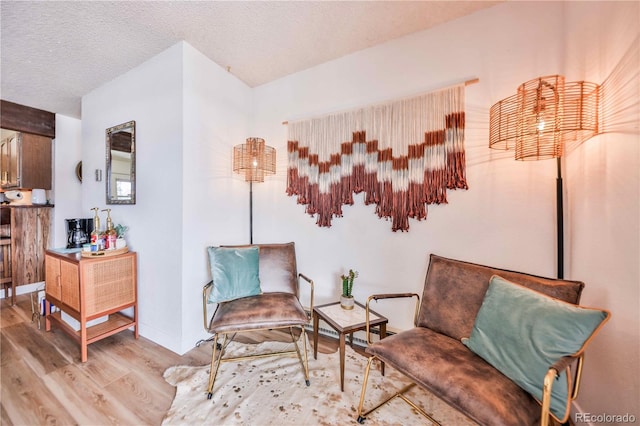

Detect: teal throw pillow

[207,246,261,303]
[462,275,610,421]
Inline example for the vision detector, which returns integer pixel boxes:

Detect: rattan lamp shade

[489,93,519,151]
[488,74,601,281]
[233,137,276,182]
[515,75,565,160]
[489,75,600,160]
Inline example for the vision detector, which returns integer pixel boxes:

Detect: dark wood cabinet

[0,205,52,304]
[0,132,52,190]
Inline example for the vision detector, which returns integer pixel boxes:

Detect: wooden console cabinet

[44,250,138,362]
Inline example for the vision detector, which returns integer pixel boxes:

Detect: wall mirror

[106,120,136,204]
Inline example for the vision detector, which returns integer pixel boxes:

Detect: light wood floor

[0,293,341,426]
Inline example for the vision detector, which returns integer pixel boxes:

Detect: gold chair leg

[300,327,310,385]
[290,326,310,385]
[356,355,440,425]
[206,333,227,399]
[357,356,375,423]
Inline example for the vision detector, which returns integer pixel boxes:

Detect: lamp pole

[249,180,254,244]
[556,156,564,279]
[233,137,275,246]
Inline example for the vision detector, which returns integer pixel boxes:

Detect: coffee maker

[66,218,93,248]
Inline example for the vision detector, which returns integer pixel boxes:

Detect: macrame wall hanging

[286,82,471,232]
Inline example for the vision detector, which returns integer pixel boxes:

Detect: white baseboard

[1,281,44,300]
[304,317,390,347]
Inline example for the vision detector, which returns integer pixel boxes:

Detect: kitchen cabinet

[0,133,18,187]
[0,132,52,190]
[0,205,52,305]
[44,250,138,362]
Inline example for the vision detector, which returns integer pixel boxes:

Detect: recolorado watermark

[575,412,637,423]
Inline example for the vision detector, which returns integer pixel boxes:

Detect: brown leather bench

[357,254,609,426]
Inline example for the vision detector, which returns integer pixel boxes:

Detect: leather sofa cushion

[366,327,541,426]
[208,292,308,334]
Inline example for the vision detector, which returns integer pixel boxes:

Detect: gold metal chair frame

[357,293,427,424]
[207,326,310,398]
[202,273,314,400]
[356,293,584,426]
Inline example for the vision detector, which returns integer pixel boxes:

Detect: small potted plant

[340,269,358,310]
[114,224,129,249]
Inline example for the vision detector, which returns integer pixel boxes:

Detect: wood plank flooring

[1,294,340,426]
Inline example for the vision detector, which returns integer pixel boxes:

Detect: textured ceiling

[1,1,500,119]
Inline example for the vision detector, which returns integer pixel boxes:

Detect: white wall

[252,0,566,325]
[81,41,253,353]
[180,43,253,350]
[82,42,185,353]
[564,1,639,418]
[252,0,639,419]
[52,114,82,248]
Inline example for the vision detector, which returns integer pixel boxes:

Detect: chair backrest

[222,242,299,297]
[417,254,585,341]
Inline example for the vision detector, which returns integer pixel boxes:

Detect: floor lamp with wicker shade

[490,75,600,279]
[233,137,276,244]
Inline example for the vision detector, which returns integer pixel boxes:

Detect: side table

[313,301,388,391]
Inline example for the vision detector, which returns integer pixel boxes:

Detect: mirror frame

[105,120,136,205]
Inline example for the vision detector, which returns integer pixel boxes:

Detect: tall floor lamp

[489,75,600,279]
[233,137,276,244]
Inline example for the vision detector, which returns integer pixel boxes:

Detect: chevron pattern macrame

[286,85,468,231]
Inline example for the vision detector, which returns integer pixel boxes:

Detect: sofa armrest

[540,353,584,426]
[298,273,315,322]
[202,280,213,332]
[365,293,420,344]
[550,355,574,371]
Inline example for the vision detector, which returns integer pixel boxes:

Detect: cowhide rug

[163,340,476,425]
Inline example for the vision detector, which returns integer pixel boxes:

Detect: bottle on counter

[90,207,101,252]
[102,208,117,250]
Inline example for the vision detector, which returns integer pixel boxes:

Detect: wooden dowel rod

[282,77,479,125]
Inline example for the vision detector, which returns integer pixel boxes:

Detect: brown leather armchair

[201,242,314,400]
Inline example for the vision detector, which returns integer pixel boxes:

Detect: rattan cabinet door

[44,254,61,300]
[82,254,135,317]
[44,254,80,311]
[60,259,79,311]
